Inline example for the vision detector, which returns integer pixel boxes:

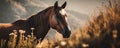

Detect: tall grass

[82,0,120,48]
[0,0,120,48]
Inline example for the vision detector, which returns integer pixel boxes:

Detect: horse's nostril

[63,30,71,38]
[69,30,71,32]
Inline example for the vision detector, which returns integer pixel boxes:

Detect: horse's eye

[55,15,59,19]
[56,15,61,19]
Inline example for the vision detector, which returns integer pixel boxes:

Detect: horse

[0,1,71,47]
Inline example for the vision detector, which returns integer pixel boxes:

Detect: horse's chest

[32,27,50,39]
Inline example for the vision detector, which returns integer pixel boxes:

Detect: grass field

[0,0,120,48]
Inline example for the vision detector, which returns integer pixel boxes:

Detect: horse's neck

[26,7,53,40]
[27,7,54,28]
[27,13,49,28]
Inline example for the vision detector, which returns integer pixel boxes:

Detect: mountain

[67,10,89,21]
[0,0,20,23]
[0,0,47,23]
[67,10,89,29]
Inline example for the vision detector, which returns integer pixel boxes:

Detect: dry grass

[0,0,120,48]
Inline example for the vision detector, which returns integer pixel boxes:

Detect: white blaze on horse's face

[59,9,67,21]
[59,9,71,30]
[65,16,67,21]
[59,9,66,16]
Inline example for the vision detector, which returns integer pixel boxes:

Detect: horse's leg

[15,34,20,48]
[4,39,8,48]
[0,39,8,48]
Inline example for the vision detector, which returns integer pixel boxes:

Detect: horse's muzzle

[63,30,71,38]
[62,26,71,38]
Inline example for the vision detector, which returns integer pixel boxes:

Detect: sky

[0,0,109,23]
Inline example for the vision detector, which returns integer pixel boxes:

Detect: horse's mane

[12,20,26,24]
[12,20,27,27]
[36,6,54,15]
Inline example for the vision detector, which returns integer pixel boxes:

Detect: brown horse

[0,1,71,47]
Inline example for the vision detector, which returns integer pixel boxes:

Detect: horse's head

[49,1,71,38]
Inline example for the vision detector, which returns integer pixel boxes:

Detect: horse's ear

[61,1,67,9]
[54,1,58,11]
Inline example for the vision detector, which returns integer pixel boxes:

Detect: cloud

[8,0,26,14]
[26,0,48,7]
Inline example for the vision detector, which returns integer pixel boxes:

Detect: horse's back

[0,23,13,28]
[0,20,27,39]
[0,23,13,39]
